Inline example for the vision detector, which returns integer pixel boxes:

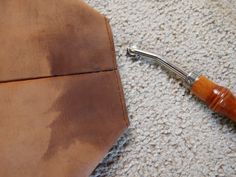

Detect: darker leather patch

[44,72,126,160]
[0,0,129,176]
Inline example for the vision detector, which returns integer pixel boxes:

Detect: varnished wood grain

[191,75,236,122]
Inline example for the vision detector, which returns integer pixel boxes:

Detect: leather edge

[104,16,129,127]
[114,70,130,127]
[104,16,118,70]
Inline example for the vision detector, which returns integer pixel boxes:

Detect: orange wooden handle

[191,75,236,122]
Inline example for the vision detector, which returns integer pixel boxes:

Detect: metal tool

[127,46,236,122]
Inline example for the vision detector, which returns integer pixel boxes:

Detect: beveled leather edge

[104,17,129,127]
[104,16,118,70]
[0,2,117,84]
[0,16,120,87]
[114,70,129,127]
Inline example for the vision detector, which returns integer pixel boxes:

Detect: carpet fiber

[85,0,236,176]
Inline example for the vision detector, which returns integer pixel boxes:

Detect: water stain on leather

[39,5,104,76]
[39,2,118,160]
[43,73,117,160]
[44,26,90,75]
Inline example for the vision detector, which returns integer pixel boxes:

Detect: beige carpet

[85,0,236,176]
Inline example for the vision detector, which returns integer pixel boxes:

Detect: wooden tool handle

[191,75,236,122]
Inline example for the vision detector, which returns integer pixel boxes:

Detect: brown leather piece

[0,71,128,177]
[0,0,129,177]
[0,0,116,82]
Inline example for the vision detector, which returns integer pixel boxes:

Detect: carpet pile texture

[85,0,236,176]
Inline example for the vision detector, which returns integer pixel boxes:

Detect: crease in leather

[0,17,118,85]
[39,16,129,162]
[0,70,128,177]
[0,68,115,84]
[0,13,129,130]
[0,11,129,131]
[42,70,127,160]
[0,0,116,82]
[0,1,129,177]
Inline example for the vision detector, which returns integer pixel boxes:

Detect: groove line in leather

[104,16,117,69]
[104,16,129,127]
[0,68,115,84]
[114,70,130,127]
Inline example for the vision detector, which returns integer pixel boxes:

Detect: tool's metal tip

[127,45,138,57]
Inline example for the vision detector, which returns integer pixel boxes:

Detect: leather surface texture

[0,0,129,177]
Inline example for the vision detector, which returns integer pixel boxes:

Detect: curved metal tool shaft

[127,46,236,122]
[127,46,199,86]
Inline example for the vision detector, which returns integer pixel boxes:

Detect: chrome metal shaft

[127,46,200,86]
